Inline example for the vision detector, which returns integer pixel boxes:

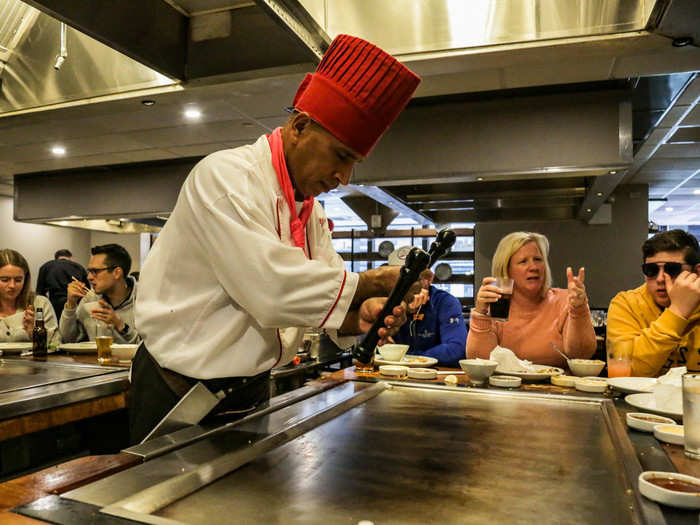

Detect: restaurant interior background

[0,0,698,311]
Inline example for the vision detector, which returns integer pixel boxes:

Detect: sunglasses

[641,262,685,279]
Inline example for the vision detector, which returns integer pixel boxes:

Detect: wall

[89,232,142,273]
[0,196,91,283]
[474,184,648,308]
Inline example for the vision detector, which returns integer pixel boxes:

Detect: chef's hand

[474,277,502,315]
[666,271,700,319]
[358,297,408,345]
[567,267,588,308]
[66,280,88,308]
[407,288,429,313]
[90,300,126,332]
[22,305,34,337]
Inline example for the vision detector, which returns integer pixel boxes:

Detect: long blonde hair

[0,249,34,309]
[491,232,552,298]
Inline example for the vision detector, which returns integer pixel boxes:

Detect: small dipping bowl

[654,424,684,445]
[407,368,437,380]
[551,375,578,388]
[568,359,606,377]
[459,359,498,385]
[489,375,522,388]
[377,344,410,362]
[626,412,677,432]
[379,365,409,377]
[639,471,700,509]
[575,378,608,393]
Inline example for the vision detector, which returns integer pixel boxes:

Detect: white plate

[608,377,657,394]
[379,365,409,377]
[654,424,684,445]
[626,412,677,432]
[374,355,439,368]
[58,342,97,354]
[625,393,682,419]
[495,365,564,381]
[0,342,33,354]
[639,471,700,509]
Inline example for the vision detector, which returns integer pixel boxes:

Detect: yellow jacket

[607,284,700,377]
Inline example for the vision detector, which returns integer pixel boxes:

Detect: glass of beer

[490,277,514,322]
[96,321,113,364]
[606,338,633,377]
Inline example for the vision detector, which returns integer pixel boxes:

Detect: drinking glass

[683,373,700,459]
[490,277,514,322]
[96,321,113,364]
[606,338,633,378]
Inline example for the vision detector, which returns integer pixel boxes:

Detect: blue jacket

[394,285,467,367]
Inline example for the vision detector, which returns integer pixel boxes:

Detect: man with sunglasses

[607,230,700,376]
[60,244,140,344]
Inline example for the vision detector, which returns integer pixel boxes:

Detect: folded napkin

[652,366,685,412]
[489,346,538,372]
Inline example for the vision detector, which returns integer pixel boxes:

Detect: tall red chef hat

[292,34,421,157]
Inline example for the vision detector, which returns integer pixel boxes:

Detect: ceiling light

[596,192,604,197]
[609,170,617,175]
[672,36,693,47]
[51,146,66,156]
[693,189,700,195]
[665,207,674,212]
[141,100,155,106]
[242,122,254,127]
[586,208,592,213]
[476,177,484,181]
[184,108,201,120]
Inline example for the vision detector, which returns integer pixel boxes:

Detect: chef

[131,34,421,443]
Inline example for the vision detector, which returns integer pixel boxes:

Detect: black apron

[129,343,270,444]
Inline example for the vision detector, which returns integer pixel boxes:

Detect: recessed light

[184,108,202,120]
[241,122,255,128]
[596,192,604,197]
[476,177,484,181]
[586,208,592,213]
[672,36,693,47]
[693,189,700,195]
[609,170,617,175]
[665,207,674,212]
[141,100,155,106]
[51,146,66,156]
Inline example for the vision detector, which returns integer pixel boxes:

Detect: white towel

[652,366,685,412]
[489,346,538,372]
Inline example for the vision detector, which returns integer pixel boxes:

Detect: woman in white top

[0,249,59,345]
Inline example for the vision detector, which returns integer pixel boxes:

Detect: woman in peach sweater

[466,232,596,367]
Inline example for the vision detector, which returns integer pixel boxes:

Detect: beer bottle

[32,307,47,357]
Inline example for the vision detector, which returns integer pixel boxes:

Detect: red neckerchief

[266,127,314,253]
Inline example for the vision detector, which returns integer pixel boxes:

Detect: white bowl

[639,471,700,509]
[575,378,608,393]
[379,365,409,377]
[489,375,522,388]
[407,368,437,380]
[568,359,606,377]
[111,344,139,361]
[459,359,498,385]
[551,375,578,388]
[626,412,677,432]
[377,344,410,362]
[654,424,684,445]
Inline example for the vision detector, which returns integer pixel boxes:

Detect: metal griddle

[55,381,664,525]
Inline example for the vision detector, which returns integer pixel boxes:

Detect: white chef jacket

[135,134,359,379]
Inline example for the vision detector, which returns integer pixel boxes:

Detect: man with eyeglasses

[60,244,140,344]
[607,230,700,377]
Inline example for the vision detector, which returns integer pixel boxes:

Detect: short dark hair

[54,249,72,259]
[91,244,131,277]
[642,229,700,265]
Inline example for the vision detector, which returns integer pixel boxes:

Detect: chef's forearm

[338,309,361,336]
[350,266,400,308]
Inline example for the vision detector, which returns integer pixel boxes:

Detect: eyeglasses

[641,262,685,279]
[87,266,116,276]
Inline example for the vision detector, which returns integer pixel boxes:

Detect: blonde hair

[491,232,552,298]
[0,249,34,309]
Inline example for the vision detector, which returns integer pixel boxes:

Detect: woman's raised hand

[567,267,588,308]
[474,277,502,315]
